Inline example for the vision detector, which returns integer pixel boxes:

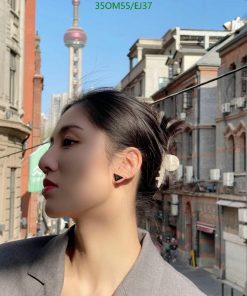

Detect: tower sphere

[64,27,87,48]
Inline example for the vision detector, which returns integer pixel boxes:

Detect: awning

[196,221,215,234]
[216,200,246,208]
[28,142,50,192]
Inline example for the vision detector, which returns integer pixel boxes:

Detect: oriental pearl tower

[64,0,87,99]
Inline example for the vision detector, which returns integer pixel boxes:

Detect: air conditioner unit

[238,208,247,223]
[171,194,179,205]
[221,103,231,115]
[176,164,183,181]
[185,166,193,183]
[223,172,234,186]
[210,169,220,181]
[180,112,186,120]
[230,98,237,106]
[239,224,247,239]
[171,204,178,216]
[236,96,246,108]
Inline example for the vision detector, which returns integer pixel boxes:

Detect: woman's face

[38,104,115,219]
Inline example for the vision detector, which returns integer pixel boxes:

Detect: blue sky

[36,0,247,115]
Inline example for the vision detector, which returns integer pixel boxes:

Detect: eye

[62,138,78,147]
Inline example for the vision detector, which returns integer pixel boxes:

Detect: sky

[36,0,247,115]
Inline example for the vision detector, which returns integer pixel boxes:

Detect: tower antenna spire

[64,0,87,99]
[72,0,80,27]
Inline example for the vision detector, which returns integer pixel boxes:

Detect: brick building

[151,20,247,292]
[20,0,43,239]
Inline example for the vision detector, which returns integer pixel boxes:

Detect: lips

[43,178,58,188]
[42,178,58,197]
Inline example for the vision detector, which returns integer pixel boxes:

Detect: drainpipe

[196,71,200,180]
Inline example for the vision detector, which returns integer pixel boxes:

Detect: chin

[44,204,67,219]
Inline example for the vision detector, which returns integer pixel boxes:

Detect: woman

[0,88,206,296]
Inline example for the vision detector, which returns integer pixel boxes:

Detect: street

[170,259,244,296]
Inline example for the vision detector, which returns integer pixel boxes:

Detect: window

[10,0,16,10]
[188,131,192,156]
[138,79,143,96]
[241,56,247,96]
[9,50,16,105]
[239,133,246,172]
[168,66,173,79]
[183,90,193,109]
[229,63,236,99]
[228,135,235,172]
[9,168,16,240]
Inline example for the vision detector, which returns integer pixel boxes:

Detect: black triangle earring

[113,173,123,182]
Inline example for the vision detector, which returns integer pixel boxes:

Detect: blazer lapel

[26,226,161,296]
[27,226,72,296]
[113,228,163,296]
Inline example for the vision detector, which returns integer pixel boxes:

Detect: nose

[38,145,58,174]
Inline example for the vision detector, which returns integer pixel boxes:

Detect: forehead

[53,105,88,134]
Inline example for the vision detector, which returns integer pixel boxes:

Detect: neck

[65,194,142,294]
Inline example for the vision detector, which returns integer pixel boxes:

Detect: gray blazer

[0,225,206,296]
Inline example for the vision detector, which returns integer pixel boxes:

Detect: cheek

[62,147,112,205]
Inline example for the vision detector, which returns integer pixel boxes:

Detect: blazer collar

[27,226,72,296]
[27,224,162,296]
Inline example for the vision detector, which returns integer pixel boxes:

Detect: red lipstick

[42,178,58,197]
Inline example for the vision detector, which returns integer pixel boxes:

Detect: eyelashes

[47,138,79,148]
[62,138,78,147]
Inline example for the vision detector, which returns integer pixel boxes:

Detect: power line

[150,64,247,105]
[0,141,50,160]
[0,64,247,160]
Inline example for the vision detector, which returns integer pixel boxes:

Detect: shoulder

[134,229,206,295]
[0,235,56,267]
[157,258,206,295]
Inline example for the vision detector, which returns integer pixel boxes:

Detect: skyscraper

[64,0,87,99]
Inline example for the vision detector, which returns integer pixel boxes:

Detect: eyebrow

[49,125,83,142]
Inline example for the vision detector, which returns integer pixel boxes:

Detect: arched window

[188,130,192,157]
[228,135,235,172]
[239,132,246,172]
[229,63,236,99]
[241,56,247,96]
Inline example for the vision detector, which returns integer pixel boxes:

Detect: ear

[113,147,142,180]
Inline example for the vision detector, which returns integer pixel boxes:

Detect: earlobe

[113,173,123,182]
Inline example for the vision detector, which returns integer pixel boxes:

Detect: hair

[60,88,186,210]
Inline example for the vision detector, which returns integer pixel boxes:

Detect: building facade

[0,0,31,243]
[152,20,247,292]
[20,19,44,239]
[215,23,247,291]
[48,93,69,132]
[118,28,228,104]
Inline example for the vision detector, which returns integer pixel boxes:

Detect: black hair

[61,88,186,207]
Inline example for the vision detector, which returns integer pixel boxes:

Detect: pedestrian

[0,88,206,296]
[170,237,178,262]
